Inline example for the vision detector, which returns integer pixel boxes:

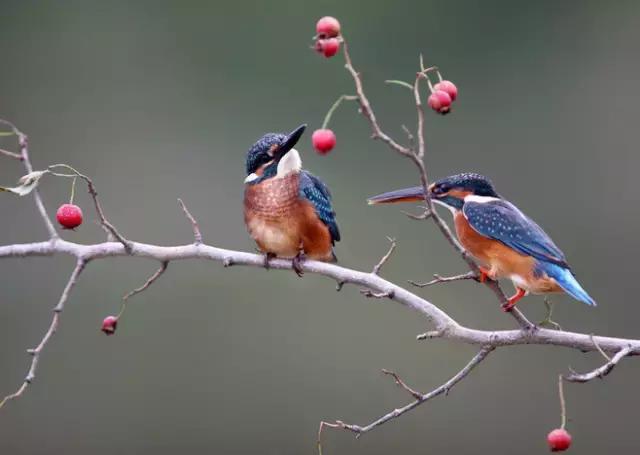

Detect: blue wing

[299,171,340,244]
[462,198,568,268]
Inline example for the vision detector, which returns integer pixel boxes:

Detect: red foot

[478,267,492,283]
[501,288,527,312]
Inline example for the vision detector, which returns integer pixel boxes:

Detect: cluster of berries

[313,16,341,58]
[427,78,458,115]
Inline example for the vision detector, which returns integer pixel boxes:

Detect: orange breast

[244,175,334,261]
[454,212,535,282]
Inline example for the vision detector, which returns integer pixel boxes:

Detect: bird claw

[292,252,305,277]
[263,252,276,270]
[476,267,494,283]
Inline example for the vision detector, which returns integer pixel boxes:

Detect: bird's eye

[433,184,448,195]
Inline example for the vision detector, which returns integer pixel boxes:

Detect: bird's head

[428,173,499,210]
[244,124,306,184]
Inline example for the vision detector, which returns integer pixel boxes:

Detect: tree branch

[565,345,633,383]
[122,261,169,301]
[408,271,478,287]
[318,346,493,448]
[0,257,87,409]
[0,119,58,239]
[1,239,639,356]
[177,198,203,245]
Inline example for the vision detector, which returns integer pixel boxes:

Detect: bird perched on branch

[244,124,340,276]
[367,173,595,311]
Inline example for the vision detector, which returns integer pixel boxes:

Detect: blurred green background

[1,0,639,453]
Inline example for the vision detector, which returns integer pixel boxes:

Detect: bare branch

[122,261,169,301]
[0,239,639,355]
[381,369,422,400]
[177,198,203,245]
[371,237,396,275]
[409,271,477,288]
[0,258,87,409]
[341,40,413,157]
[0,147,23,160]
[320,346,493,438]
[565,345,633,383]
[1,122,60,239]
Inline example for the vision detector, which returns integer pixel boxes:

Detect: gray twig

[409,271,478,288]
[177,198,203,245]
[372,237,396,275]
[122,261,169,301]
[0,258,87,409]
[565,345,633,383]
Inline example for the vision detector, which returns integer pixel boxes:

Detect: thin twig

[122,261,169,301]
[591,333,612,361]
[0,148,23,160]
[565,345,633,383]
[0,120,60,239]
[341,39,412,157]
[372,237,396,275]
[409,271,478,288]
[0,258,87,409]
[177,198,203,245]
[381,369,422,400]
[320,346,493,438]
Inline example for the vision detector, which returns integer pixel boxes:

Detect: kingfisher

[367,173,596,311]
[243,124,340,276]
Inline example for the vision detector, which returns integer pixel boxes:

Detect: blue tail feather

[536,262,596,306]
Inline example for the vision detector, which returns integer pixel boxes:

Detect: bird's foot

[501,287,527,312]
[477,266,494,283]
[292,252,306,277]
[263,252,276,270]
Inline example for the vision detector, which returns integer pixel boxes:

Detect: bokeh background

[1,0,639,453]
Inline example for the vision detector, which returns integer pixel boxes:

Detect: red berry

[547,428,572,452]
[434,80,458,101]
[315,38,340,58]
[427,90,453,114]
[101,316,118,336]
[316,16,341,38]
[311,129,336,155]
[56,203,83,229]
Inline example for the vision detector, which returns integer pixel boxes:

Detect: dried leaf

[0,170,49,196]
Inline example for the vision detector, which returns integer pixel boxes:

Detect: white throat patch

[244,172,259,183]
[276,148,302,178]
[464,195,501,204]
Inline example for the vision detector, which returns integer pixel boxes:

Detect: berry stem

[322,94,358,129]
[558,374,567,429]
[69,177,77,205]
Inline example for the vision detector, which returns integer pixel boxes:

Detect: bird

[367,172,596,311]
[243,124,340,276]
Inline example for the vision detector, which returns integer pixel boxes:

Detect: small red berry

[547,428,572,452]
[311,129,336,155]
[315,38,340,58]
[427,90,453,114]
[56,203,83,229]
[316,16,341,38]
[101,316,118,336]
[434,80,458,101]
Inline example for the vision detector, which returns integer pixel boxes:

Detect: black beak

[275,124,306,159]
